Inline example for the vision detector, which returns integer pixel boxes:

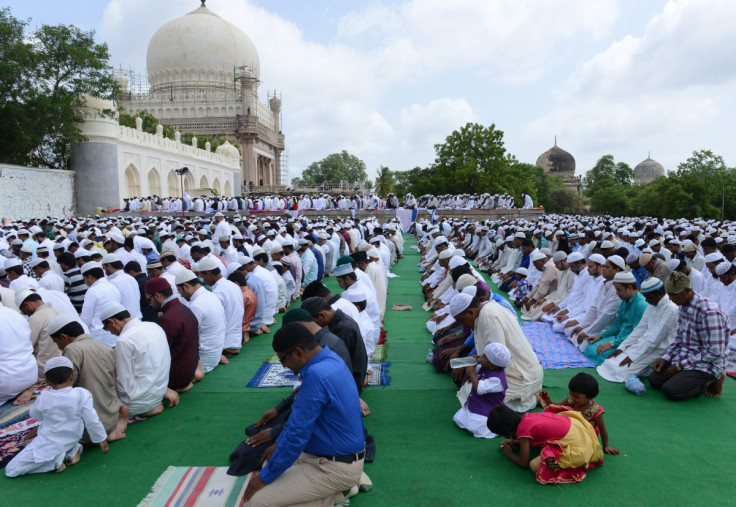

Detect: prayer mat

[0,385,50,430]
[0,418,39,469]
[372,342,389,362]
[520,321,595,369]
[247,362,392,388]
[138,466,256,507]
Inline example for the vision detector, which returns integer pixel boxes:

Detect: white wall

[0,164,76,219]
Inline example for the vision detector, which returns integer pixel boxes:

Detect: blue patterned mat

[247,362,392,388]
[520,321,595,369]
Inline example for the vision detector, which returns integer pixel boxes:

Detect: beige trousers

[249,451,364,507]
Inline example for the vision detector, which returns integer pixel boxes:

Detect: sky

[6,0,736,185]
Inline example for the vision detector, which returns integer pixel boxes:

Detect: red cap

[144,276,172,295]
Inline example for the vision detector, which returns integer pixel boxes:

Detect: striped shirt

[62,267,87,313]
[663,292,728,377]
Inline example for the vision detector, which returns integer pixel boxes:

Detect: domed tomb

[146,3,260,95]
[634,156,665,185]
[535,142,576,174]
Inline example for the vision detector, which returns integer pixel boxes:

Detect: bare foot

[223,348,241,357]
[360,398,370,417]
[260,323,271,334]
[242,332,250,345]
[176,382,194,393]
[220,354,230,365]
[56,463,67,474]
[139,403,164,417]
[194,362,205,382]
[12,385,35,406]
[705,374,726,398]
[67,448,82,466]
[164,388,180,408]
[108,406,129,442]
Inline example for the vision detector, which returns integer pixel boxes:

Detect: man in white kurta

[365,252,387,320]
[201,259,245,352]
[101,302,171,417]
[102,255,142,319]
[80,262,122,347]
[175,270,226,373]
[0,305,38,405]
[452,294,543,412]
[597,278,678,382]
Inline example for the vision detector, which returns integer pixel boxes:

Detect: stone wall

[0,164,76,220]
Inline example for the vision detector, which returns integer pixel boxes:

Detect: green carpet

[2,240,736,506]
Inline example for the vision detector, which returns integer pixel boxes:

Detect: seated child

[453,343,510,438]
[5,356,109,477]
[537,372,619,455]
[488,404,603,484]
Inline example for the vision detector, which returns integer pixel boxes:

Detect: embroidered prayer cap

[80,261,102,274]
[214,212,224,217]
[665,271,692,294]
[514,232,526,239]
[704,252,724,263]
[226,262,241,276]
[367,248,380,259]
[4,258,22,269]
[456,273,478,292]
[461,285,478,298]
[589,253,606,266]
[448,256,468,270]
[683,243,697,253]
[449,293,474,317]
[484,343,511,368]
[174,269,198,285]
[99,301,127,321]
[531,252,546,263]
[239,255,255,265]
[438,248,455,260]
[515,267,528,277]
[552,251,567,262]
[567,252,584,263]
[44,355,73,374]
[433,236,448,247]
[667,259,682,272]
[146,259,163,270]
[625,253,639,265]
[101,253,120,265]
[600,240,614,249]
[15,288,37,308]
[195,257,219,272]
[47,314,78,336]
[715,261,731,276]
[29,258,45,268]
[612,271,636,284]
[334,263,354,277]
[343,287,367,303]
[144,276,171,295]
[218,235,230,242]
[638,252,653,267]
[640,277,664,294]
[270,245,284,255]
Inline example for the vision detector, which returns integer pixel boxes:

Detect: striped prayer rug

[138,466,255,507]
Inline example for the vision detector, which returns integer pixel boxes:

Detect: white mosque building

[67,1,285,214]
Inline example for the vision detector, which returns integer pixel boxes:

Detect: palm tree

[374,166,395,196]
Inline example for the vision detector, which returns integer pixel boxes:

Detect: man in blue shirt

[244,323,366,505]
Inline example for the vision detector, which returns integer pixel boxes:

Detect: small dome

[215,140,239,159]
[634,156,665,185]
[146,4,260,93]
[536,143,575,174]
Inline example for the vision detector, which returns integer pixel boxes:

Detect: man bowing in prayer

[450,293,543,412]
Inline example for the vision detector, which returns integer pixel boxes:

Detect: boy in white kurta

[5,356,108,477]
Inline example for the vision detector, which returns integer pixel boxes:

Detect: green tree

[300,150,368,186]
[583,155,633,196]
[0,8,115,168]
[432,123,510,195]
[374,166,395,195]
[119,109,175,139]
[546,187,586,214]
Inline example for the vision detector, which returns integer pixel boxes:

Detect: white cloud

[523,0,736,176]
[98,0,625,183]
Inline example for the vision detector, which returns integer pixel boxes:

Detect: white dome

[215,140,240,159]
[146,4,260,93]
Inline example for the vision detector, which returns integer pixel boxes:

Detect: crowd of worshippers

[119,190,536,214]
[0,212,399,497]
[416,214,733,483]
